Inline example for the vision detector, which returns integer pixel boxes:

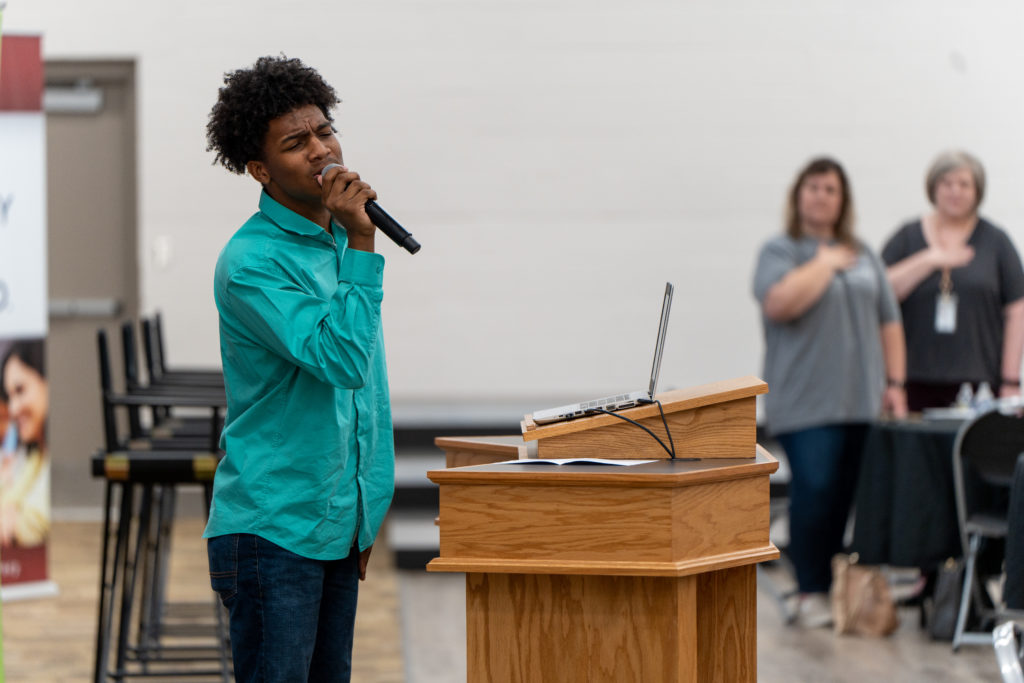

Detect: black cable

[586,399,683,460]
[654,399,676,457]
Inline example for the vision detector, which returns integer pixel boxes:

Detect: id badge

[935,292,958,334]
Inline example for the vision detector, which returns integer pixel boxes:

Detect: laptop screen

[647,282,674,398]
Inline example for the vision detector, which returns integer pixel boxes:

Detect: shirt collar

[258,190,335,241]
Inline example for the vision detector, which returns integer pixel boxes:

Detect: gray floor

[395,563,1001,683]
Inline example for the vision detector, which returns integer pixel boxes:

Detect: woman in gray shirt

[753,157,907,628]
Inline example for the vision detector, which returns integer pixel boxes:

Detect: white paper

[498,458,658,466]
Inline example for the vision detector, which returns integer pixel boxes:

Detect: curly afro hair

[206,56,341,175]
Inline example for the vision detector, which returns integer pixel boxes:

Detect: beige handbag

[831,553,900,637]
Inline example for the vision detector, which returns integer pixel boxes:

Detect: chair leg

[134,487,160,665]
[94,482,121,683]
[147,485,177,649]
[116,484,153,673]
[101,482,135,681]
[134,484,173,664]
[953,534,981,652]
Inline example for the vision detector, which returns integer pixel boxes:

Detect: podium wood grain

[532,398,754,460]
[520,376,768,460]
[436,475,769,572]
[464,564,756,683]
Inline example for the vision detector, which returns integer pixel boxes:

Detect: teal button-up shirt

[203,191,394,560]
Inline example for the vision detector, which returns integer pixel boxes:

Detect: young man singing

[203,55,394,682]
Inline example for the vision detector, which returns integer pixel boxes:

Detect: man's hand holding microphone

[317,163,421,254]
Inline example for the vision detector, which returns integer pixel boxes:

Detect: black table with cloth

[850,418,967,568]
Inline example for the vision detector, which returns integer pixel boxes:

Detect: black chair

[120,321,222,446]
[143,313,224,387]
[93,328,230,682]
[951,407,1024,651]
[139,315,224,432]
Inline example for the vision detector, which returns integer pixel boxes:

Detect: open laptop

[531,282,674,425]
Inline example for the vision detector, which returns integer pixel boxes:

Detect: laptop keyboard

[585,394,630,409]
[533,393,644,423]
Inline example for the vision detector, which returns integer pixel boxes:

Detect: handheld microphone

[320,163,421,254]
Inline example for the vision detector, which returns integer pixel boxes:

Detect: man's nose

[309,136,330,158]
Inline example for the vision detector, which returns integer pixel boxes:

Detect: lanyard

[939,268,953,296]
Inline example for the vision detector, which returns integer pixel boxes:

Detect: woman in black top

[882,150,1024,411]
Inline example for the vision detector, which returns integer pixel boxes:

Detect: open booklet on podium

[501,457,657,466]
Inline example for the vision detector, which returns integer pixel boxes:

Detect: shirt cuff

[338,248,385,287]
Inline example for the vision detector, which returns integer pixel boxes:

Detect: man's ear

[247,160,269,185]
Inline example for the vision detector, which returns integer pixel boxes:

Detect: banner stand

[0,21,59,609]
[1,582,58,602]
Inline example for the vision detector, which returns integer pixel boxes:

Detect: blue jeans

[207,534,360,683]
[776,424,868,594]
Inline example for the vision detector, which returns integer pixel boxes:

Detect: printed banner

[0,5,6,679]
[0,32,53,603]
[0,339,49,584]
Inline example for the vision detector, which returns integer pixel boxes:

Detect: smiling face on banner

[2,350,47,447]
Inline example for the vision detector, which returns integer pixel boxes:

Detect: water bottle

[955,382,974,408]
[974,381,995,411]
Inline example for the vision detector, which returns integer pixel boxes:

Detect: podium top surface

[428,445,777,488]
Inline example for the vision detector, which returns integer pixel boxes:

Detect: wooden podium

[427,376,777,682]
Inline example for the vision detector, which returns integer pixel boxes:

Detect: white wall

[8,1,1024,407]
